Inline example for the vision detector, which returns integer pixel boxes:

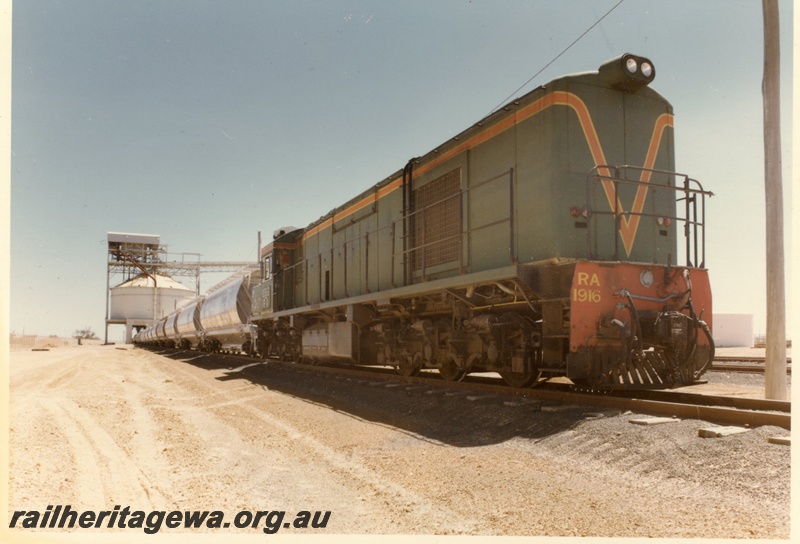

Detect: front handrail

[586,165,713,267]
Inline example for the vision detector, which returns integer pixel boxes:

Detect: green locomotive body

[250,54,714,389]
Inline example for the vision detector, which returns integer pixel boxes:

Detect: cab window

[262,256,271,281]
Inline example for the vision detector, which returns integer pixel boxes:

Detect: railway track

[711,364,791,375]
[302,364,790,430]
[715,356,792,363]
[149,347,791,431]
[711,356,792,375]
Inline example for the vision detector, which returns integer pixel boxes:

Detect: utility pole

[761,0,786,400]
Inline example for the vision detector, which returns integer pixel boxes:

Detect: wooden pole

[761,0,787,400]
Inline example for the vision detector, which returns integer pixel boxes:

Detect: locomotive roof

[305,54,671,234]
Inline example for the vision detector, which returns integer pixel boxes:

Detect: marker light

[657,217,672,227]
[640,269,654,288]
[626,58,638,73]
[570,206,581,218]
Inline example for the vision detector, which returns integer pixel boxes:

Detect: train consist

[136,53,714,390]
[135,270,259,354]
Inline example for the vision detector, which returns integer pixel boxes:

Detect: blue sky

[6,0,794,341]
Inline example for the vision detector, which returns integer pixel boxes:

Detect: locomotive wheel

[281,347,299,363]
[439,359,465,382]
[397,355,421,377]
[499,370,541,388]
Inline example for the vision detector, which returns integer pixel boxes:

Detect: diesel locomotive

[137,53,714,390]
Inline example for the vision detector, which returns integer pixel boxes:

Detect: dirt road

[8,345,791,537]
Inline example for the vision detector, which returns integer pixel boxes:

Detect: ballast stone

[540,404,585,413]
[768,436,790,446]
[629,417,680,426]
[503,399,540,408]
[697,426,751,438]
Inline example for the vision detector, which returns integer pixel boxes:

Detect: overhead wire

[486,0,625,118]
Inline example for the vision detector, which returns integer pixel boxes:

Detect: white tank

[110,274,194,321]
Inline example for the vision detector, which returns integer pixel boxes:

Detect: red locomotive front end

[566,261,713,388]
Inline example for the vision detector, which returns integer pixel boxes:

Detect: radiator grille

[412,168,462,271]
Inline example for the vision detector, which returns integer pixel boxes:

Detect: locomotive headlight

[598,53,656,92]
[640,269,654,288]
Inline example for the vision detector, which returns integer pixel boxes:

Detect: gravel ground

[8,345,791,538]
[677,367,792,400]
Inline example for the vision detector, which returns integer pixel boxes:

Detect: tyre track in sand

[11,347,181,510]
[39,399,168,508]
[160,358,483,534]
[11,346,478,532]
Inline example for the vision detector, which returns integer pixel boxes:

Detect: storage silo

[109,274,194,343]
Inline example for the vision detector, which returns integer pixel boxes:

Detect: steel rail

[271,360,792,430]
[535,381,790,413]
[714,356,792,364]
[710,362,791,374]
[147,347,791,430]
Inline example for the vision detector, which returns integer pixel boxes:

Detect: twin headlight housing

[599,53,656,92]
[625,57,653,77]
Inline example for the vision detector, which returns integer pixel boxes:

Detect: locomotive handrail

[616,288,684,304]
[613,165,713,196]
[585,165,713,268]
